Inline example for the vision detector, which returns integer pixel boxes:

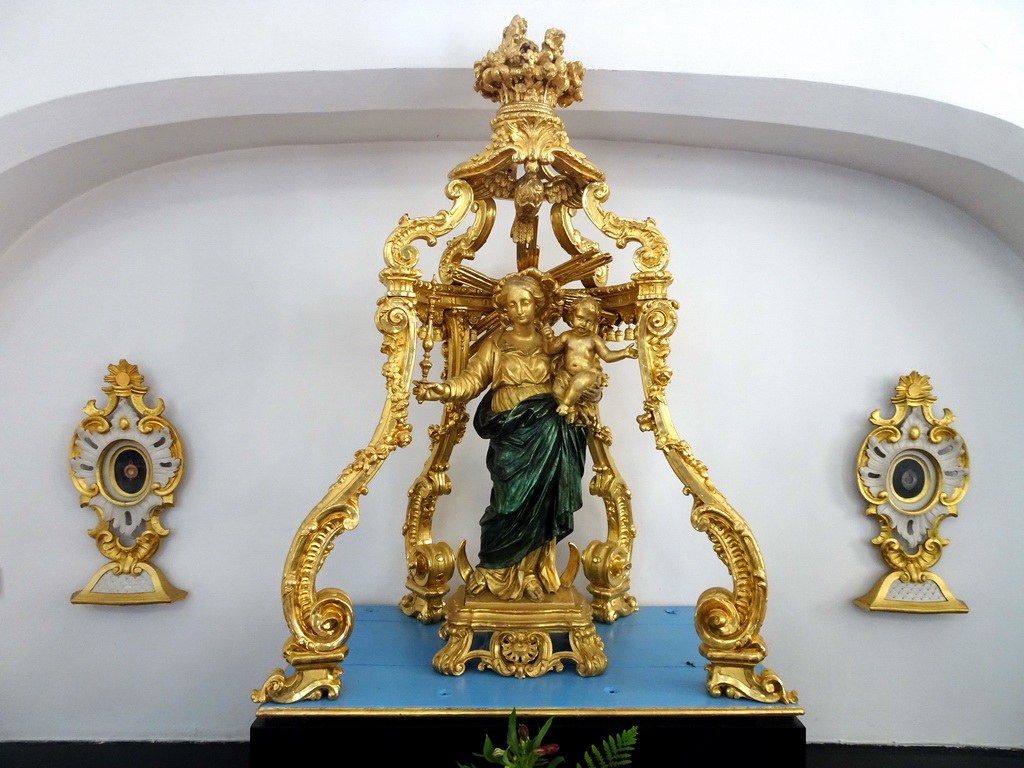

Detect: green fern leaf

[576,726,638,768]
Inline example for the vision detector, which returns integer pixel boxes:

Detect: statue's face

[504,286,538,327]
[571,302,599,334]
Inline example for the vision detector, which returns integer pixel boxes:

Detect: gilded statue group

[255,15,795,703]
[417,270,635,603]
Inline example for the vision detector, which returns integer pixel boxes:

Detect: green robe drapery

[474,391,588,569]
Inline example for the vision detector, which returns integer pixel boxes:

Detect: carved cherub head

[568,296,602,335]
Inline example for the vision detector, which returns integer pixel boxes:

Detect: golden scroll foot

[588,589,639,625]
[703,644,798,705]
[252,642,348,704]
[583,540,638,623]
[400,541,455,623]
[433,585,607,678]
[399,591,448,623]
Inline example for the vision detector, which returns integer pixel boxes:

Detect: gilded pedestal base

[433,585,607,678]
[854,571,968,614]
[70,562,186,605]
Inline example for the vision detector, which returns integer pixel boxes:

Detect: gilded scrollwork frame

[69,360,186,606]
[854,372,969,614]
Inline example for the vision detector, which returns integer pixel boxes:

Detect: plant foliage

[576,726,638,768]
[458,710,637,768]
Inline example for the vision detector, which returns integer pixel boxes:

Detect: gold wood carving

[582,411,638,623]
[438,199,496,285]
[399,20,644,648]
[255,187,473,703]
[583,182,795,702]
[550,204,610,288]
[854,372,969,613]
[399,309,470,623]
[691,503,793,703]
[260,16,794,699]
[69,361,186,606]
[433,585,607,678]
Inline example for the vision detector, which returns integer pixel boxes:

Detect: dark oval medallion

[108,444,150,499]
[891,456,926,501]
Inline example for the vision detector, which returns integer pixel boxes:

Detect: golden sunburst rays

[102,359,147,396]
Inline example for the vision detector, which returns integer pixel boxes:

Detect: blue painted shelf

[256,605,801,717]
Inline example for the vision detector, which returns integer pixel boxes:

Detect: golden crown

[474,16,585,109]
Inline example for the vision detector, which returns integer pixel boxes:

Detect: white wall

[3,0,1023,124]
[0,141,1021,746]
[1,0,1023,751]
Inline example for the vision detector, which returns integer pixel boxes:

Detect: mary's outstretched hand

[415,381,450,403]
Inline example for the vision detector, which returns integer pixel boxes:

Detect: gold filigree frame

[854,372,969,614]
[69,360,186,605]
[255,17,794,704]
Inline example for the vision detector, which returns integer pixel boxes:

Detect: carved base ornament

[434,583,607,679]
[254,17,794,705]
[69,361,186,605]
[854,372,969,614]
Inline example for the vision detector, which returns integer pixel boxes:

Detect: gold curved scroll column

[438,198,496,285]
[253,181,475,705]
[583,182,797,705]
[399,191,492,623]
[582,410,638,623]
[400,310,469,623]
[550,203,608,288]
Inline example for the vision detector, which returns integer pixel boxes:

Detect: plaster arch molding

[1,68,1023,262]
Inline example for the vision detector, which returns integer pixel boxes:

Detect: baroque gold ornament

[854,372,969,613]
[68,360,186,605]
[255,16,794,703]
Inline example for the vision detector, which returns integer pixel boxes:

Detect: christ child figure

[543,296,638,417]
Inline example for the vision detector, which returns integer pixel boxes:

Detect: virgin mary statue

[417,269,588,601]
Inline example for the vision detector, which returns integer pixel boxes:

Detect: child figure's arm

[595,336,638,363]
[540,324,566,355]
